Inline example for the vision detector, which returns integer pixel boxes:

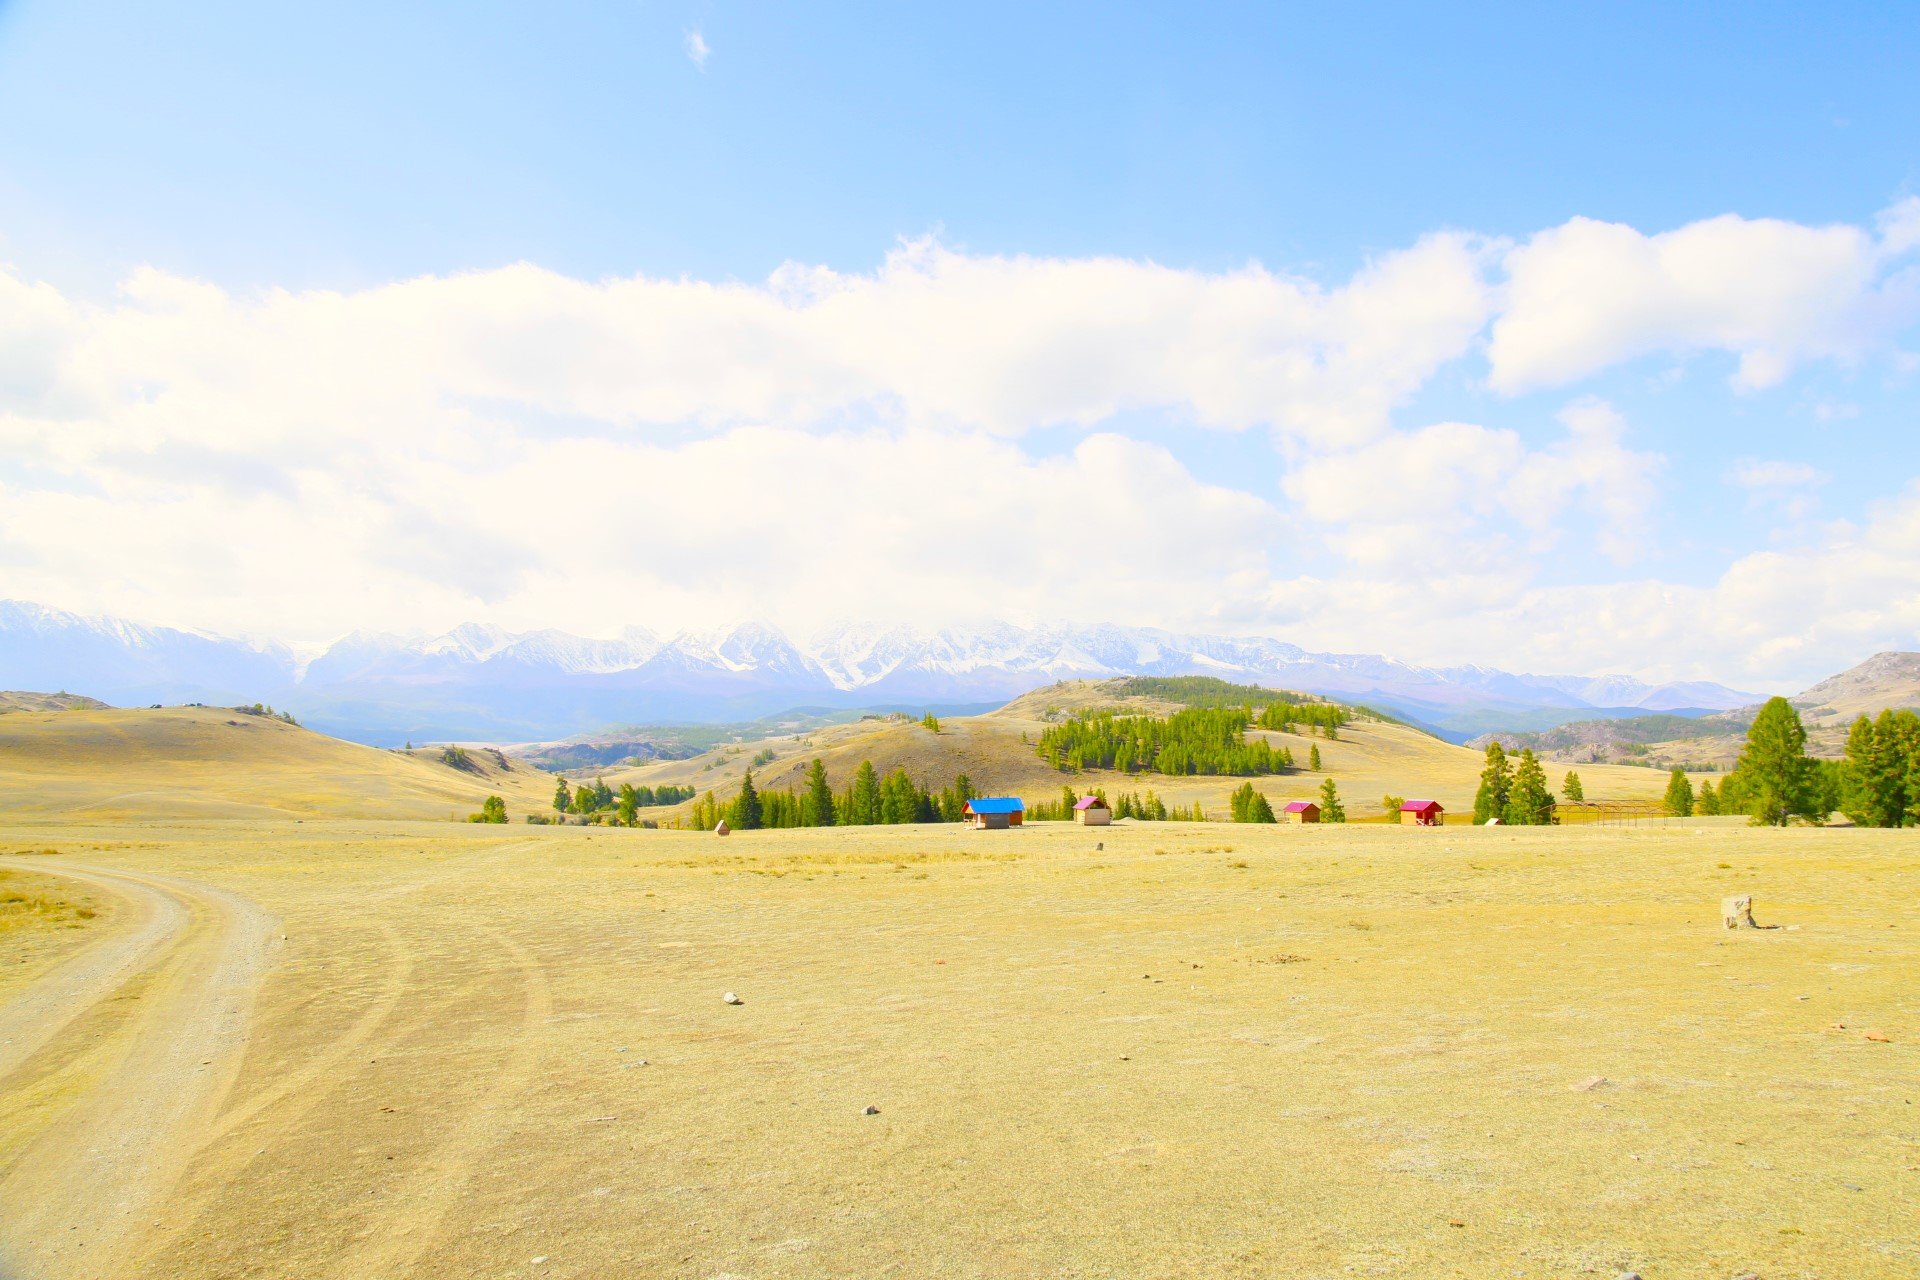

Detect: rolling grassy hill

[0,691,112,714]
[0,704,555,821]
[598,678,1674,821]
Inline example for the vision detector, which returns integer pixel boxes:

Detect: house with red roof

[1399,799,1444,826]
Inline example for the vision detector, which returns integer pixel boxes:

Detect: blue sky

[1,1,1917,687]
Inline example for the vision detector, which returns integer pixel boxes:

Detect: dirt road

[0,859,276,1280]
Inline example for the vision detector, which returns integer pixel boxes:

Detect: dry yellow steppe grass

[3,815,1913,1278]
[0,706,556,820]
[605,679,1676,821]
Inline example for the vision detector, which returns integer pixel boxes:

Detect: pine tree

[1317,776,1345,823]
[1562,771,1584,803]
[1229,782,1275,823]
[729,769,763,830]
[1505,748,1552,825]
[1308,744,1321,771]
[802,758,835,827]
[1697,778,1721,815]
[1473,743,1512,824]
[1842,711,1916,827]
[1734,696,1813,826]
[617,784,639,827]
[921,712,941,733]
[1663,767,1694,817]
[553,777,572,814]
[848,760,881,826]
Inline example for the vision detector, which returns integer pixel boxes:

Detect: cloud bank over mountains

[2,200,1918,687]
[0,599,1756,746]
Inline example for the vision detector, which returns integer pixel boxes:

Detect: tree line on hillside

[1109,677,1386,726]
[687,761,983,830]
[1024,786,1206,822]
[1663,699,1915,826]
[1037,708,1297,776]
[534,777,698,825]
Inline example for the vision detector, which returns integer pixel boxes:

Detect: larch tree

[1662,768,1694,817]
[1473,743,1512,824]
[1733,696,1814,827]
[1562,771,1584,803]
[1317,776,1346,823]
[1505,748,1553,825]
[802,758,835,827]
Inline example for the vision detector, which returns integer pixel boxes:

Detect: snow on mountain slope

[0,600,1761,744]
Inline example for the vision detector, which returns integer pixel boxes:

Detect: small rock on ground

[723,992,743,1005]
[863,1105,880,1115]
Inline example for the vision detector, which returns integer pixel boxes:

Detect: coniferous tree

[1308,744,1321,772]
[1562,771,1585,803]
[553,777,572,815]
[1317,776,1345,822]
[1696,778,1721,815]
[1732,696,1814,826]
[848,761,882,826]
[729,769,763,830]
[802,758,835,827]
[1473,743,1512,824]
[1505,749,1553,825]
[617,784,639,827]
[1663,768,1694,817]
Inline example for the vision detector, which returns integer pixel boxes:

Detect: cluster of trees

[1024,786,1206,822]
[1472,743,1557,825]
[1036,708,1295,776]
[1636,698,1893,828]
[1228,777,1345,823]
[552,777,697,826]
[1838,707,1920,827]
[468,795,508,823]
[688,761,984,830]
[236,703,299,725]
[1253,702,1351,737]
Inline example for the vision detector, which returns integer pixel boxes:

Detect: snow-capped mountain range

[0,599,1759,745]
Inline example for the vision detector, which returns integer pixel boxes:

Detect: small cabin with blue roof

[963,797,1025,829]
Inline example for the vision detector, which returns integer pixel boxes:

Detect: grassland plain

[1,817,1914,1280]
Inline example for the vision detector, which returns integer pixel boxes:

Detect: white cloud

[1727,459,1830,490]
[0,421,1280,643]
[1280,400,1662,571]
[1489,199,1920,392]
[684,29,710,68]
[4,207,1920,686]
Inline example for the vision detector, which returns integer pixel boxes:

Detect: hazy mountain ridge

[0,600,1759,745]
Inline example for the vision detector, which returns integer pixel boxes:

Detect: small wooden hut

[1399,800,1444,827]
[1282,800,1320,824]
[964,797,1025,829]
[1073,795,1111,826]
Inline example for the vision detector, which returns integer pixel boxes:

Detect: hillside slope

[1792,651,1920,725]
[1472,651,1920,770]
[600,679,1672,820]
[0,706,554,821]
[0,691,112,713]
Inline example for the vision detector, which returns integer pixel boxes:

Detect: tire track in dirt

[323,925,554,1280]
[0,860,186,1083]
[0,860,277,1280]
